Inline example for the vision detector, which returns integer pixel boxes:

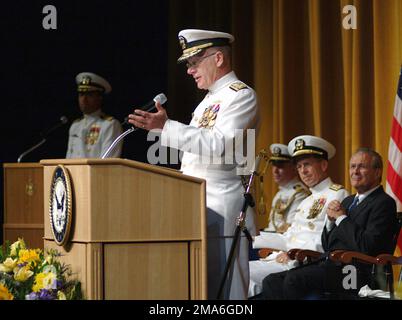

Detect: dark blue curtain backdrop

[0,0,169,243]
[1,0,169,162]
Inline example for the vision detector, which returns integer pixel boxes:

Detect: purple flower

[38,289,56,300]
[56,280,63,289]
[26,292,39,300]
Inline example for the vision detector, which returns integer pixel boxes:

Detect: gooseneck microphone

[101,93,167,159]
[40,116,68,137]
[17,116,69,163]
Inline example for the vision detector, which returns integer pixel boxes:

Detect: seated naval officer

[263,143,310,233]
[248,135,349,298]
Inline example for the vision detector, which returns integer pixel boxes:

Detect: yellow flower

[32,271,57,292]
[0,257,18,273]
[32,273,45,292]
[13,265,34,282]
[10,238,26,257]
[0,284,14,300]
[57,291,66,300]
[18,249,41,267]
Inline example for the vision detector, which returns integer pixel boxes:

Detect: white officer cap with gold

[76,72,112,94]
[269,143,292,162]
[288,135,336,160]
[177,29,234,63]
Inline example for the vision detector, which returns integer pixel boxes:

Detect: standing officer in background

[263,143,310,233]
[128,29,259,299]
[66,72,123,158]
[249,135,349,298]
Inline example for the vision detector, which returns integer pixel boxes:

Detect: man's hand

[127,101,168,130]
[275,252,290,264]
[326,200,346,221]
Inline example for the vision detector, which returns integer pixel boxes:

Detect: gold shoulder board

[229,82,248,92]
[101,114,114,121]
[329,184,344,191]
[293,184,311,196]
[293,184,303,191]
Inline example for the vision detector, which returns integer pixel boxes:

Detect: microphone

[17,115,69,163]
[121,93,167,127]
[40,116,69,138]
[102,93,168,159]
[136,93,167,113]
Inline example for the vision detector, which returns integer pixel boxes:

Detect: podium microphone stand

[216,156,262,300]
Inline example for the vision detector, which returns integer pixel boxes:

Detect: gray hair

[353,147,383,169]
[213,46,232,65]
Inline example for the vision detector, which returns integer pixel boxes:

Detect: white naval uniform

[264,179,310,233]
[66,109,123,158]
[161,71,259,299]
[248,177,349,297]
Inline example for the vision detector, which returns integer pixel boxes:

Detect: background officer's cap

[269,143,292,162]
[177,29,234,63]
[288,135,336,160]
[76,72,112,94]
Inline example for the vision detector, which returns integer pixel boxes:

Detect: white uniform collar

[309,177,332,194]
[84,109,102,119]
[208,71,237,94]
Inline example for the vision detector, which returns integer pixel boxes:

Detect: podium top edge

[3,163,43,168]
[39,158,206,184]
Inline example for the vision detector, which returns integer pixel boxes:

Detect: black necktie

[348,196,359,212]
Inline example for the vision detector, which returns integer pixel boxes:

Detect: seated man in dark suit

[262,147,398,299]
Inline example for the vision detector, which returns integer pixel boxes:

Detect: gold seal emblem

[178,36,187,50]
[81,75,91,85]
[25,179,34,196]
[295,139,305,151]
[49,165,73,246]
[273,146,281,157]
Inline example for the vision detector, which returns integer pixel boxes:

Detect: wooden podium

[41,158,207,300]
[3,163,44,249]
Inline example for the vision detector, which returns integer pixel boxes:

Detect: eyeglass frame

[185,51,218,69]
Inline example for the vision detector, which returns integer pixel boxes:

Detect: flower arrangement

[0,238,83,300]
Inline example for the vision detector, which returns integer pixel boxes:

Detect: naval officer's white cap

[177,29,234,63]
[76,72,112,94]
[288,135,336,160]
[269,143,292,162]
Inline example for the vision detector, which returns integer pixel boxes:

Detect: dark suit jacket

[322,185,398,256]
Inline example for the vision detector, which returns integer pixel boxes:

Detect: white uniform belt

[182,167,242,180]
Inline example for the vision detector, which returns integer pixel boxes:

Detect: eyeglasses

[186,52,217,69]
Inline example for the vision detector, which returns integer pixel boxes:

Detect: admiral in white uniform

[66,72,123,158]
[127,29,259,300]
[263,144,310,233]
[248,135,349,298]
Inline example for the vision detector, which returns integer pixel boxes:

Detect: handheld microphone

[102,93,168,159]
[40,115,69,138]
[121,93,168,126]
[136,93,167,113]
